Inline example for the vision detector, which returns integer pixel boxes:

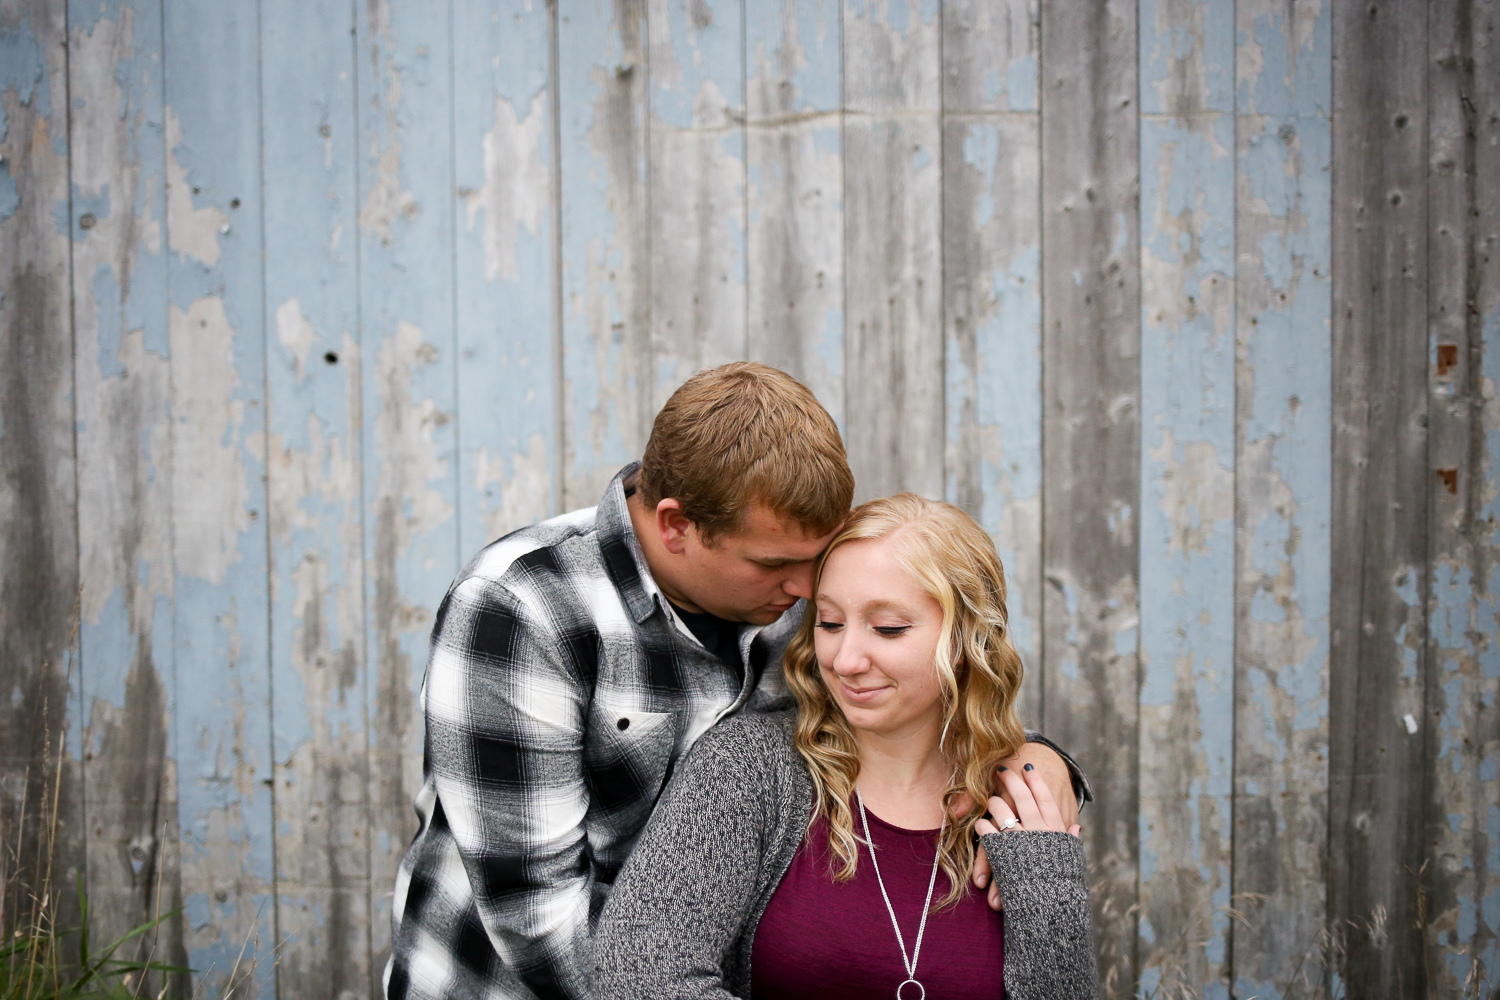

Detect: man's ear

[655,499,694,555]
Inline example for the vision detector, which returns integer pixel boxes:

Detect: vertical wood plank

[559,0,652,509]
[648,0,746,405]
[261,1,369,996]
[1136,0,1234,993]
[1329,0,1431,992]
[843,0,942,503]
[1425,0,1500,990]
[454,0,558,554]
[357,0,459,982]
[66,0,183,982]
[162,0,276,992]
[1039,0,1141,992]
[941,0,1043,726]
[0,0,82,946]
[745,0,844,425]
[1231,2,1332,996]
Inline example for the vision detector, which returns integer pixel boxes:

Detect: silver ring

[999,817,1019,831]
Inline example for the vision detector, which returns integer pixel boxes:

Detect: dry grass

[0,608,260,1000]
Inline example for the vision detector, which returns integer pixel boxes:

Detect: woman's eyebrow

[815,596,915,616]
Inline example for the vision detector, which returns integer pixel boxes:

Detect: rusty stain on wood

[1437,342,1459,376]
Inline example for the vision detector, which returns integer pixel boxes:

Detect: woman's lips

[839,683,889,703]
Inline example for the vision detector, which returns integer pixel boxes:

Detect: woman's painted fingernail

[1023,763,1034,772]
[998,765,1007,772]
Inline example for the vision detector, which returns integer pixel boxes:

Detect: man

[385,363,853,1000]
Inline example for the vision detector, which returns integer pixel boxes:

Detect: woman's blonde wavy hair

[784,492,1028,909]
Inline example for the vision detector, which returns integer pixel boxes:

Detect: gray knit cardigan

[593,712,1100,999]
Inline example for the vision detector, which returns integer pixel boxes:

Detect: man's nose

[782,563,814,600]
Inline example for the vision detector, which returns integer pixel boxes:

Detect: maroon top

[751,808,1004,999]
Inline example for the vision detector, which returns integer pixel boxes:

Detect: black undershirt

[668,600,745,682]
[627,477,746,683]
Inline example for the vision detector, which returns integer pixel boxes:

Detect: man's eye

[816,620,844,632]
[874,625,912,637]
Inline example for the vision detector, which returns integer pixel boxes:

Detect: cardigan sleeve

[981,830,1100,1000]
[592,718,776,1000]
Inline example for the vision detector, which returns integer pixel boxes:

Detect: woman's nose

[831,634,868,675]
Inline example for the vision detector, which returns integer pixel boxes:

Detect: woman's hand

[975,763,1082,839]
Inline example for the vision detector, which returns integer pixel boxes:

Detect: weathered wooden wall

[0,0,1495,997]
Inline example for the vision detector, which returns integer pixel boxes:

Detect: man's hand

[968,742,1079,910]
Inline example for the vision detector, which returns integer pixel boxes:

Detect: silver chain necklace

[855,788,946,1000]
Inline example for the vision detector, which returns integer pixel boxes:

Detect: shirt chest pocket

[582,698,680,830]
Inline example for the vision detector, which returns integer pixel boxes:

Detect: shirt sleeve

[981,830,1100,999]
[420,575,594,999]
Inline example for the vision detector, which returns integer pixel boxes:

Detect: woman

[593,494,1099,999]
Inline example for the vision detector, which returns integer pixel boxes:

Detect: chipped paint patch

[275,297,317,381]
[472,431,551,543]
[165,108,228,266]
[170,295,250,584]
[1148,431,1234,557]
[359,0,419,247]
[463,90,548,282]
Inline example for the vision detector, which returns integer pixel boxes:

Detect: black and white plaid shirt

[384,464,802,1000]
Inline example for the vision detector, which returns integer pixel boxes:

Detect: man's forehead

[730,500,840,551]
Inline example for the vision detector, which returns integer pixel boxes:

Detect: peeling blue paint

[0,17,50,126]
[0,161,16,224]
[1007,55,1037,113]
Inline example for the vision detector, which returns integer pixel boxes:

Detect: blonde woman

[593,494,1099,1000]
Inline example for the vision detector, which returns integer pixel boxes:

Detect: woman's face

[813,536,947,740]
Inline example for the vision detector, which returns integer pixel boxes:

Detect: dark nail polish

[998,765,1007,772]
[1024,763,1034,772]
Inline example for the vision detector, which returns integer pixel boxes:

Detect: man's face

[666,502,840,625]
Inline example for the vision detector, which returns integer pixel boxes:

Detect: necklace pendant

[897,978,925,1000]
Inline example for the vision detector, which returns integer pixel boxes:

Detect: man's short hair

[638,362,853,543]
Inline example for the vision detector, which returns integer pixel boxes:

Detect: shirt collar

[596,462,667,625]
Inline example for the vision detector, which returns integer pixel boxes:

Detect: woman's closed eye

[816,620,844,632]
[873,625,912,637]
